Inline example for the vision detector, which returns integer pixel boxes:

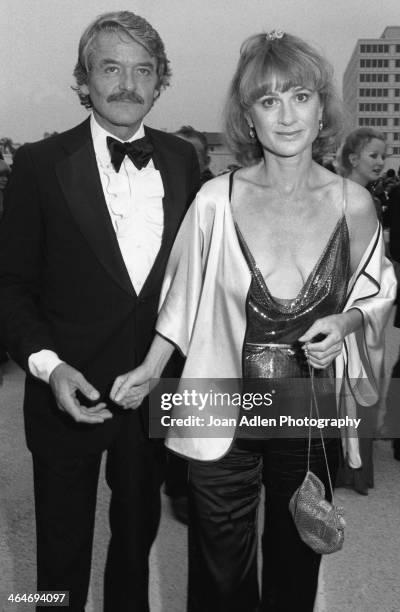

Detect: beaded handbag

[289,367,346,554]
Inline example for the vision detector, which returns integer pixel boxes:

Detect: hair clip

[265,29,284,41]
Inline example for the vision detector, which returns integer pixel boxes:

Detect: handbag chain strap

[306,363,335,504]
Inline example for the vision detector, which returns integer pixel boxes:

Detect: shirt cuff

[28,350,64,383]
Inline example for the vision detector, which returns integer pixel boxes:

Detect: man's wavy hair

[339,127,386,176]
[224,32,343,166]
[72,11,171,109]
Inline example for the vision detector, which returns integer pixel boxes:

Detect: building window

[359,88,388,97]
[360,44,388,53]
[359,118,388,127]
[359,118,387,126]
[396,89,400,97]
[396,45,400,53]
[396,60,400,67]
[359,59,389,68]
[394,133,400,140]
[394,118,400,126]
[358,103,388,111]
[395,104,400,111]
[396,75,400,82]
[392,147,400,155]
[360,74,388,83]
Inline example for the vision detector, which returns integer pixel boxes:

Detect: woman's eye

[261,97,277,107]
[105,66,118,74]
[296,92,310,102]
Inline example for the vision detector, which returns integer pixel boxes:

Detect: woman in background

[340,127,386,222]
[338,127,387,495]
[111,32,395,611]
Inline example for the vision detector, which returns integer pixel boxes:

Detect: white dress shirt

[29,114,164,383]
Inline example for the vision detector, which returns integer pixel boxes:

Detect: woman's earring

[319,120,323,132]
[349,154,358,168]
[249,126,256,139]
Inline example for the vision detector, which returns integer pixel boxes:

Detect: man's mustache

[107,92,145,104]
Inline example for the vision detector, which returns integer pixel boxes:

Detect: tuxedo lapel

[140,127,188,299]
[55,120,136,298]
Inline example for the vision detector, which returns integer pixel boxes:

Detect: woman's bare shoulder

[343,178,375,216]
[342,178,377,244]
[340,178,379,271]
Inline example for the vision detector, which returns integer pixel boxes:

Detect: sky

[1,0,400,143]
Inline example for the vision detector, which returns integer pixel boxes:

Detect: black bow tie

[106,136,154,172]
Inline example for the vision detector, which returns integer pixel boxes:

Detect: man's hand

[49,363,113,424]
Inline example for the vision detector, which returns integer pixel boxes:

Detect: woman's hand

[110,363,152,409]
[110,334,176,409]
[298,310,362,369]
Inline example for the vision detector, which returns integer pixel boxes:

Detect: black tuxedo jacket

[0,118,200,456]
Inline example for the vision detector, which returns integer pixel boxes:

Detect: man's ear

[80,83,90,97]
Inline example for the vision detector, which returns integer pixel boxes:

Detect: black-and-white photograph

[1,1,400,610]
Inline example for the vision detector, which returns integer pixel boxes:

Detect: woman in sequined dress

[110,32,396,612]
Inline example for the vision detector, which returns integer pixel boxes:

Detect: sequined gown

[236,213,350,384]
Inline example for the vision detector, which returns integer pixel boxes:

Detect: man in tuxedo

[0,11,199,611]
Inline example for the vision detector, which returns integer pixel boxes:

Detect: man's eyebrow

[98,58,155,67]
[98,58,120,64]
